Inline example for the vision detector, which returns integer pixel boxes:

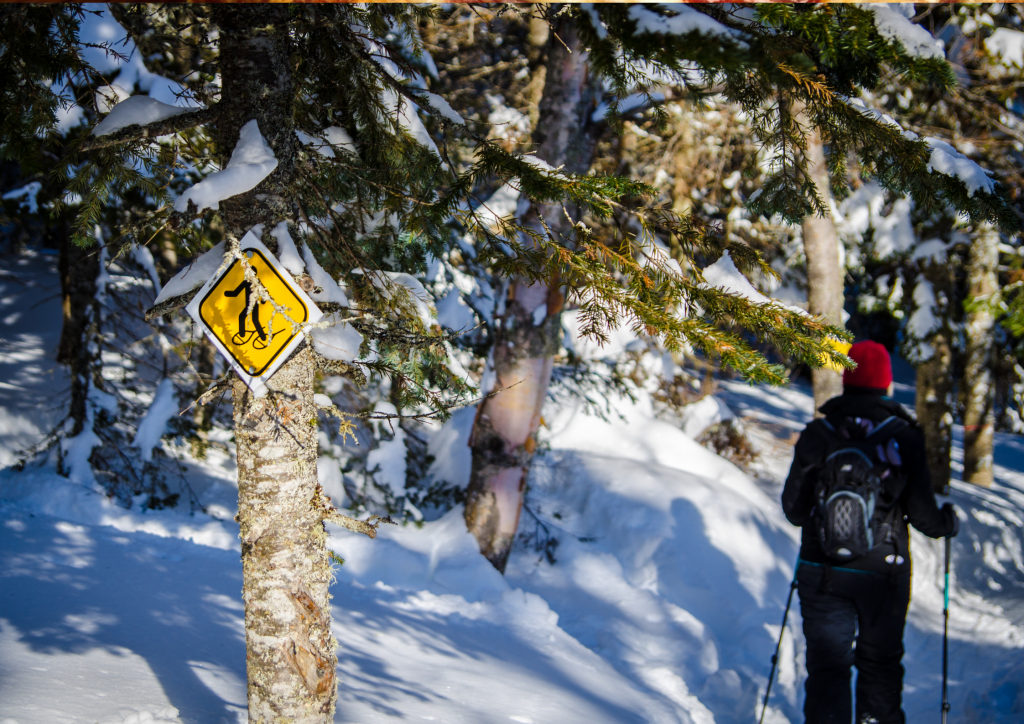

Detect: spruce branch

[78,104,220,151]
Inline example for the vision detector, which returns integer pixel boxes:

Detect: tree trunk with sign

[212,8,337,722]
[464,15,601,573]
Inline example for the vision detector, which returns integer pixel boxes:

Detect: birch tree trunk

[213,8,338,722]
[962,222,1000,488]
[801,123,845,412]
[914,263,956,494]
[465,14,600,572]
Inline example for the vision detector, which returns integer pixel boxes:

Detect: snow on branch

[628,5,748,48]
[986,28,1024,76]
[174,120,278,213]
[845,97,997,197]
[582,3,608,40]
[81,99,217,151]
[592,92,665,123]
[146,241,227,320]
[924,138,997,197]
[410,89,465,126]
[859,4,944,60]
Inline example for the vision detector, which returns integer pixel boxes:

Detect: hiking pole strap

[759,573,799,724]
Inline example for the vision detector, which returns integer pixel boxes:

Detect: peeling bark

[465,15,599,572]
[801,123,845,412]
[211,8,340,722]
[962,223,999,488]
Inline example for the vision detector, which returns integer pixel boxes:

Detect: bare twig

[178,373,232,416]
[322,507,396,539]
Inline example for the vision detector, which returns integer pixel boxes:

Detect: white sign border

[185,229,324,397]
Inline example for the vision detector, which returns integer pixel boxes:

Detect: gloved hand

[942,502,959,537]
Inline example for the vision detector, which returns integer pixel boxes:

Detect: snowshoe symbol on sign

[186,230,322,395]
[223,279,285,350]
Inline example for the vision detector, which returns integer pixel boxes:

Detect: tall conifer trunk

[962,223,999,488]
[915,261,956,493]
[465,15,600,572]
[214,8,338,722]
[801,124,845,412]
[56,220,99,436]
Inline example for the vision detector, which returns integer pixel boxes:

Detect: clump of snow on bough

[861,4,944,60]
[152,241,226,305]
[92,95,195,137]
[174,120,278,213]
[310,314,363,363]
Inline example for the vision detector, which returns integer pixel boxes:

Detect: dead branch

[145,286,203,321]
[178,373,233,416]
[322,508,396,539]
[79,104,221,152]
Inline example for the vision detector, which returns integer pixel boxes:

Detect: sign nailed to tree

[186,229,323,396]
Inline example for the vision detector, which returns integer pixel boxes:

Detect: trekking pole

[942,535,951,724]
[759,572,798,724]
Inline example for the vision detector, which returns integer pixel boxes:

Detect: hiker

[782,340,959,724]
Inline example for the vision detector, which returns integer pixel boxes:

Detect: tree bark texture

[233,348,336,723]
[962,223,999,488]
[56,221,99,436]
[212,8,338,722]
[913,260,956,494]
[801,124,845,412]
[465,15,600,573]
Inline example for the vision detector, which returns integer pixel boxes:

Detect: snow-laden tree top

[1,3,1020,392]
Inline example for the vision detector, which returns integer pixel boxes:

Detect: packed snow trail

[2,250,1024,723]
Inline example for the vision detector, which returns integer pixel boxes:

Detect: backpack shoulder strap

[864,416,909,442]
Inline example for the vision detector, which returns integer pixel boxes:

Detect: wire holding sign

[186,230,323,395]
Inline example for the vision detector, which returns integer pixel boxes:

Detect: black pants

[797,561,911,724]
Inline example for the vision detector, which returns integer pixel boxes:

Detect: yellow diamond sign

[821,338,852,373]
[186,230,322,394]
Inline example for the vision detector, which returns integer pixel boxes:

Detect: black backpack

[814,416,908,562]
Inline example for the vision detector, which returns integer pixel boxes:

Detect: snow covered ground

[2,250,1024,724]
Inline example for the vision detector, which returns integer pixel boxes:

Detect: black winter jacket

[782,389,957,573]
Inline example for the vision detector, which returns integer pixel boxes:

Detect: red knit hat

[843,340,892,390]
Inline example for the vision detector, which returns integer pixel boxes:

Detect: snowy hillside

[2,251,1024,724]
